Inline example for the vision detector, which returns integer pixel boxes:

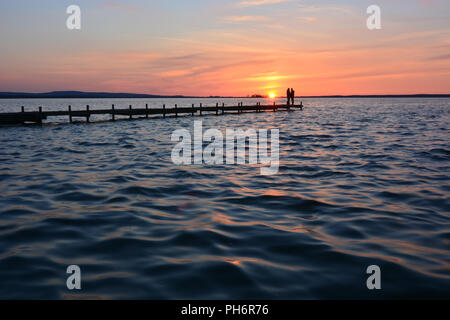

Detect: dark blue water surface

[0,98,449,299]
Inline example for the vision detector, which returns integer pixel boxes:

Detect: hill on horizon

[0,91,192,99]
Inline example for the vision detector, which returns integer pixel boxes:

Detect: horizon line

[0,91,450,99]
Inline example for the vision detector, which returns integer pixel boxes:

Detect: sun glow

[269,92,276,99]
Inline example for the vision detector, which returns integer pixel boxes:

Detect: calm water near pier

[0,97,449,299]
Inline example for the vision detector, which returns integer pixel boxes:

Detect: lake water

[0,97,449,299]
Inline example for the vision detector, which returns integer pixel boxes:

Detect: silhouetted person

[291,88,295,106]
[286,88,291,106]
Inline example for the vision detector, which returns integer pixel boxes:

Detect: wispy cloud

[296,4,356,16]
[428,53,450,61]
[241,73,296,82]
[225,16,267,22]
[237,0,294,8]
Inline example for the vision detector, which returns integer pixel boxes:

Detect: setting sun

[269,93,276,99]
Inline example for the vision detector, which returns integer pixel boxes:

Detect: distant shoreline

[0,91,449,99]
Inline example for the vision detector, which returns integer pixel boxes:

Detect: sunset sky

[0,0,449,96]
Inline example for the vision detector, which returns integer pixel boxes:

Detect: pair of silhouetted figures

[286,88,295,106]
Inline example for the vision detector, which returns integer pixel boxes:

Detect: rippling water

[0,97,449,299]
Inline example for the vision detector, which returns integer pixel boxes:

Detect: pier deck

[0,103,303,125]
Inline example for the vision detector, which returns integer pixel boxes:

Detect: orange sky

[0,0,449,96]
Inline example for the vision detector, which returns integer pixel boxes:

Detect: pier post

[112,104,115,121]
[68,105,72,123]
[200,103,203,116]
[222,103,225,115]
[21,106,25,124]
[163,104,166,118]
[175,104,178,117]
[38,106,43,124]
[192,104,195,116]
[146,104,149,119]
[273,101,276,112]
[216,103,219,116]
[86,105,90,123]
[129,105,132,120]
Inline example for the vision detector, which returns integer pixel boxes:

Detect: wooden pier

[0,102,303,125]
